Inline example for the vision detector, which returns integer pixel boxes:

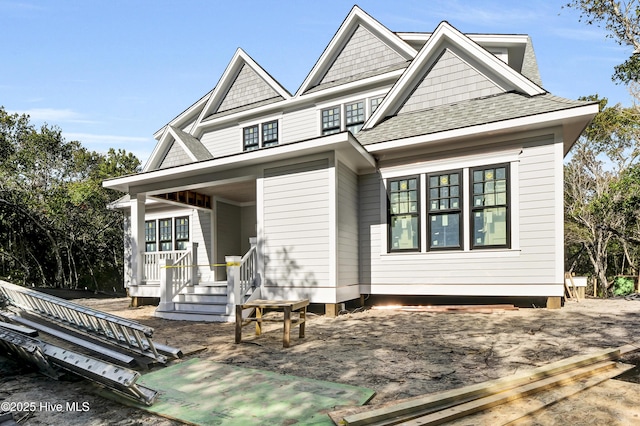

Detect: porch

[128,239,261,322]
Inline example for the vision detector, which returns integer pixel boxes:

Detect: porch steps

[154,281,236,322]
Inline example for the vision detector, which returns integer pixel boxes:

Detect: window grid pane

[370,97,384,113]
[145,220,156,252]
[159,219,172,251]
[471,165,509,248]
[243,125,259,151]
[322,106,341,135]
[346,101,364,134]
[262,120,278,147]
[428,171,461,249]
[175,216,189,250]
[389,177,419,251]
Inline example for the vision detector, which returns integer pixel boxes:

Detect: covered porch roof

[103,132,377,195]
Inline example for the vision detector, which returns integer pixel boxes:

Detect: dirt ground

[2,296,640,425]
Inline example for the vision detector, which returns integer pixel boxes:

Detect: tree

[565,0,640,84]
[564,96,640,294]
[0,107,140,290]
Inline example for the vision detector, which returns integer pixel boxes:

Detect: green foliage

[0,106,140,290]
[565,0,640,84]
[613,276,635,295]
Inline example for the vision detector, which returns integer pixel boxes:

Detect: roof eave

[103,132,376,194]
[364,103,599,156]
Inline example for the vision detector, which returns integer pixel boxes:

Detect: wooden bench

[235,299,309,348]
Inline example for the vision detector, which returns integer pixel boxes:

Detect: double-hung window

[243,125,259,151]
[262,120,278,147]
[159,219,173,251]
[145,220,157,252]
[321,106,341,135]
[388,176,420,251]
[386,164,511,253]
[243,120,279,151]
[428,171,461,250]
[174,216,189,250]
[345,101,364,134]
[471,164,509,248]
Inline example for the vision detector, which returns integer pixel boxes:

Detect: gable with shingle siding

[217,64,281,113]
[159,141,191,169]
[319,24,406,85]
[399,48,503,113]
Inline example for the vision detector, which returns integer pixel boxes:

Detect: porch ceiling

[201,180,256,204]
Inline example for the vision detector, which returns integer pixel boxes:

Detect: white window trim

[239,116,281,150]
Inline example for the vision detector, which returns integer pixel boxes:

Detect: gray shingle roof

[171,126,214,161]
[355,92,592,146]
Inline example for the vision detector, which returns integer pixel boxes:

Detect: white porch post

[158,258,174,311]
[226,255,242,306]
[130,193,146,287]
[191,242,199,286]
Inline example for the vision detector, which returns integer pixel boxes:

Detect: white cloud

[14,108,97,124]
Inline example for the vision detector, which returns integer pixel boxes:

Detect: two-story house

[103,6,598,321]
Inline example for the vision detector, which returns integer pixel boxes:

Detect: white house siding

[337,161,359,294]
[215,200,242,280]
[359,138,563,297]
[193,210,214,283]
[200,126,239,158]
[281,108,318,145]
[261,159,332,301]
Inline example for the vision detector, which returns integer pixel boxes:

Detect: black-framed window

[159,218,173,251]
[388,176,420,251]
[370,96,384,113]
[321,106,341,135]
[144,220,157,252]
[175,216,189,250]
[345,101,364,134]
[471,164,509,248]
[428,171,461,250]
[243,125,259,151]
[262,120,278,147]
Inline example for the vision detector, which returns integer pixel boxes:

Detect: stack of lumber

[330,344,639,425]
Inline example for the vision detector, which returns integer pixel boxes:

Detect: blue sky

[1,0,632,164]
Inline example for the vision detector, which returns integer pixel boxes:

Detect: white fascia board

[295,6,416,97]
[193,48,292,136]
[103,132,376,193]
[365,22,545,130]
[143,127,172,172]
[167,126,198,162]
[365,103,599,154]
[194,68,404,133]
[152,89,212,140]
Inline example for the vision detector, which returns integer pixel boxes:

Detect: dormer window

[321,106,341,135]
[346,101,365,134]
[243,125,260,151]
[262,120,279,147]
[243,120,279,151]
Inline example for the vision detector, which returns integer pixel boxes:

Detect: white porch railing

[154,243,199,312]
[227,237,259,306]
[143,243,198,285]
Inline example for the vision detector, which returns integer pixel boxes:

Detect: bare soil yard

[2,297,640,425]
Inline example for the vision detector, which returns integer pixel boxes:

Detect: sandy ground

[2,297,640,425]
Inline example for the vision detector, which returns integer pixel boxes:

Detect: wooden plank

[341,348,621,426]
[402,361,619,425]
[444,362,636,426]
